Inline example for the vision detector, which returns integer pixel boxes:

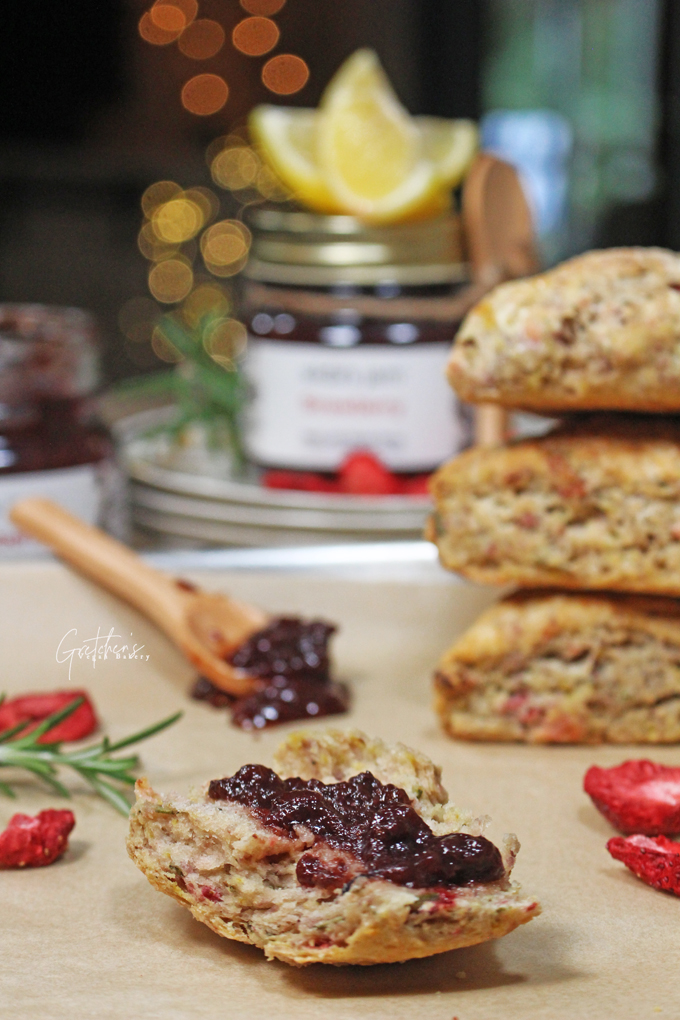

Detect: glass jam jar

[240,209,478,475]
[0,304,115,556]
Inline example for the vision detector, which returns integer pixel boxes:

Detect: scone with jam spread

[127,729,539,966]
[434,590,680,744]
[448,247,680,413]
[427,414,680,596]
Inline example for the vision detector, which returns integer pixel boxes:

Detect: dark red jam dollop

[191,617,349,730]
[208,765,504,890]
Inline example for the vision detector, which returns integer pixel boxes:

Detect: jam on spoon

[209,765,504,890]
[192,617,349,730]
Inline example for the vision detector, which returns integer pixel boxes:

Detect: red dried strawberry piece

[584,760,680,835]
[397,474,431,496]
[606,834,680,895]
[0,690,98,744]
[0,809,76,868]
[262,470,338,493]
[338,451,399,495]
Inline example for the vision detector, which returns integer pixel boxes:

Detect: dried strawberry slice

[338,451,399,495]
[0,809,76,868]
[0,690,98,744]
[607,834,680,895]
[584,760,680,835]
[397,474,431,496]
[262,470,339,493]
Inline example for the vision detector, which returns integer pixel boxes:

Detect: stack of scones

[428,247,680,744]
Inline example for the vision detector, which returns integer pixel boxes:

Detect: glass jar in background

[0,304,118,556]
[240,208,476,476]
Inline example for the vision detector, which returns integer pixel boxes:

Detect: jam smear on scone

[209,765,504,890]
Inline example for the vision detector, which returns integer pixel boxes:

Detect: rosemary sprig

[112,311,247,469]
[0,696,182,816]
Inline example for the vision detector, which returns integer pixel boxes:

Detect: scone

[434,590,680,744]
[127,729,540,966]
[448,247,680,412]
[427,414,680,596]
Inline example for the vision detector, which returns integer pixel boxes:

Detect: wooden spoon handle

[10,498,187,631]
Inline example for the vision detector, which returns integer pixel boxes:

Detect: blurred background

[1,0,677,551]
[0,0,674,386]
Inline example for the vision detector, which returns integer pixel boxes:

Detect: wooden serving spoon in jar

[10,498,269,696]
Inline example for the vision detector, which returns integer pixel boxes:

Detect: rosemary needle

[0,695,182,816]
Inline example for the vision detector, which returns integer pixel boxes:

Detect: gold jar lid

[244,206,467,286]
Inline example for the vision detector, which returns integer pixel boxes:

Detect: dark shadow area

[282,921,580,998]
[282,940,523,998]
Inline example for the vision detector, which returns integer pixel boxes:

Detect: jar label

[0,464,103,558]
[243,339,467,471]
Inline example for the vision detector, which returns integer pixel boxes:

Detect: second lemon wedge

[317,49,438,223]
[248,105,341,214]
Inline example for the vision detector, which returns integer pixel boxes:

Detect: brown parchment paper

[2,560,680,1020]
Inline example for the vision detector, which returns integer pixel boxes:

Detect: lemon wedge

[248,50,479,223]
[417,116,479,189]
[248,105,340,214]
[316,49,440,223]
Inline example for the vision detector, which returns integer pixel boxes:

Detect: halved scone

[434,590,680,743]
[127,729,540,966]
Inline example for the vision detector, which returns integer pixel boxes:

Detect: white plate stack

[117,410,431,549]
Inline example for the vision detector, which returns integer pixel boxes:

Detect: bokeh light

[262,54,309,94]
[183,186,220,224]
[240,0,286,14]
[232,17,280,56]
[141,180,182,218]
[148,258,194,303]
[201,220,252,277]
[181,283,231,329]
[151,325,184,362]
[138,221,178,262]
[138,11,180,46]
[152,197,204,243]
[150,3,185,33]
[203,317,248,368]
[205,133,249,172]
[135,0,311,370]
[211,146,260,190]
[161,0,198,23]
[178,19,225,60]
[255,163,292,201]
[181,74,229,115]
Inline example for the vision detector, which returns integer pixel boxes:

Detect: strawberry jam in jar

[241,209,476,477]
[0,304,115,556]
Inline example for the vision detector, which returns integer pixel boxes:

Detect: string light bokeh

[126,0,309,372]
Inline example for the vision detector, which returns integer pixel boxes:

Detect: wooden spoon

[10,498,269,696]
[462,153,539,450]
